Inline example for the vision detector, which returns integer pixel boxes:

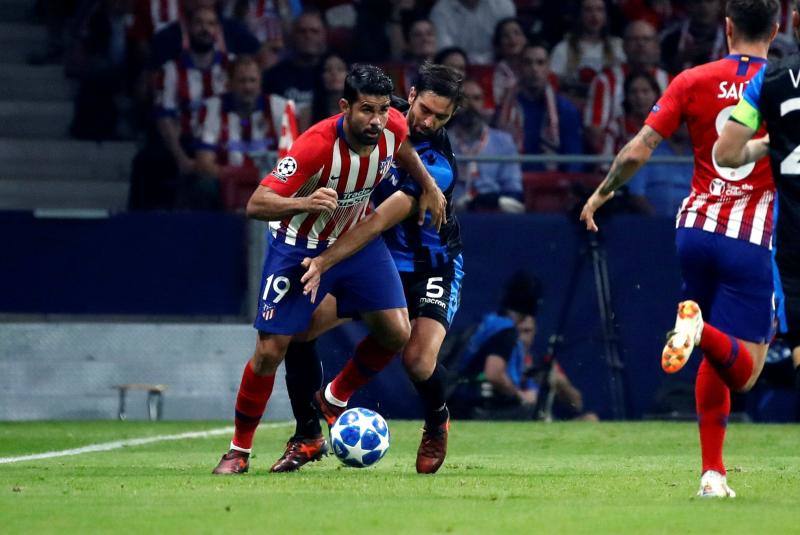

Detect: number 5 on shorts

[426,277,444,298]
[262,274,291,303]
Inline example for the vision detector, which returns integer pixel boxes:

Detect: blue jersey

[458,313,527,387]
[371,113,463,272]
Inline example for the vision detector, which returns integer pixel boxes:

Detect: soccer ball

[330,408,390,468]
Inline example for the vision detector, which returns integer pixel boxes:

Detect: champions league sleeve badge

[273,156,298,182]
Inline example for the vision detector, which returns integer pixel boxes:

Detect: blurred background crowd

[15,0,799,215]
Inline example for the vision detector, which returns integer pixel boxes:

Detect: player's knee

[402,345,435,381]
[375,316,410,353]
[251,337,288,375]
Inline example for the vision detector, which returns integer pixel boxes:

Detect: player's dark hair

[726,0,780,42]
[342,64,394,104]
[500,271,542,317]
[413,62,464,109]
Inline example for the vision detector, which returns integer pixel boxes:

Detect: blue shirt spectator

[627,142,693,217]
[495,44,584,172]
[450,79,523,212]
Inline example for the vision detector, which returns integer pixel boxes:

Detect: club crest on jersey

[273,157,298,182]
[378,156,394,177]
[261,303,276,321]
[651,104,660,114]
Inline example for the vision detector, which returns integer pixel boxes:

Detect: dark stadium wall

[1,211,689,419]
[0,211,248,315]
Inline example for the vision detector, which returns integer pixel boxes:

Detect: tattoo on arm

[598,126,662,196]
[598,144,630,195]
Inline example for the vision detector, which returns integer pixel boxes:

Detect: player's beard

[353,127,381,147]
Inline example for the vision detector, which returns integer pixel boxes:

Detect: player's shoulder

[293,115,338,153]
[387,106,408,133]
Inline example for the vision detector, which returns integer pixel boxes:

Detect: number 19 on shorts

[262,274,291,303]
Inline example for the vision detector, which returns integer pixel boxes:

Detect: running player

[579,0,780,498]
[716,0,800,422]
[212,64,447,474]
[271,63,464,475]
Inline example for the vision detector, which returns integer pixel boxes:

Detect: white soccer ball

[330,407,390,468]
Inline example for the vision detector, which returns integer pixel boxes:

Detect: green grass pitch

[1,420,799,533]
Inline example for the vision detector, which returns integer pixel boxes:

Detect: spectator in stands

[549,0,625,104]
[496,43,583,172]
[449,80,523,212]
[620,71,693,217]
[429,0,516,64]
[222,0,300,69]
[491,17,528,110]
[69,0,141,141]
[660,0,725,75]
[351,0,431,63]
[129,6,229,210]
[309,52,347,124]
[389,18,439,94]
[193,56,281,209]
[148,0,260,68]
[262,10,327,131]
[449,271,596,421]
[434,46,469,78]
[584,20,670,156]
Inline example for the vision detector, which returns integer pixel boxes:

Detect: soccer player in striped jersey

[271,63,464,475]
[579,0,780,498]
[212,64,447,475]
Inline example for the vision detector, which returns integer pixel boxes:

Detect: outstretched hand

[579,190,614,232]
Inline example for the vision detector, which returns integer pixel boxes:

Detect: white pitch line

[0,422,291,465]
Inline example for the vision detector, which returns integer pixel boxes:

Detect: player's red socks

[329,336,397,403]
[695,358,730,475]
[232,361,275,451]
[698,323,754,391]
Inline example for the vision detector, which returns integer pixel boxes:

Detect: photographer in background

[450,271,596,420]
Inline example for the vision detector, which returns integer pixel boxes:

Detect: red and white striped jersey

[261,107,409,249]
[645,55,774,248]
[584,64,671,155]
[197,92,283,167]
[154,50,229,138]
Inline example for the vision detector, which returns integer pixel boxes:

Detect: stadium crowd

[32,0,799,213]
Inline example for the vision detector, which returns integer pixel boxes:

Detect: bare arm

[715,119,768,168]
[245,184,338,221]
[394,140,446,230]
[300,191,415,301]
[156,117,194,175]
[485,355,533,404]
[579,125,663,232]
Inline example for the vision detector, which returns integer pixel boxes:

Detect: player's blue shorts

[253,235,407,335]
[675,228,774,344]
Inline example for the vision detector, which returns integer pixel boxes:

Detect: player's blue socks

[284,340,323,438]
